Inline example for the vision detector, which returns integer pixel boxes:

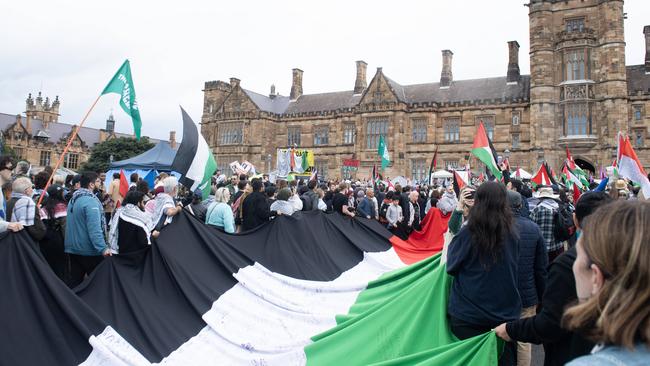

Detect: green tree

[81,137,154,172]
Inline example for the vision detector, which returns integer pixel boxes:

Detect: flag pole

[37,94,102,207]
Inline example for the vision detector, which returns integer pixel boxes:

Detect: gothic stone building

[0,92,171,171]
[201,0,650,182]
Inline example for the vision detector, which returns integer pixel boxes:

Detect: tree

[81,137,154,172]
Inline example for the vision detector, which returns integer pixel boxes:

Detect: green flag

[377,135,390,169]
[101,60,142,140]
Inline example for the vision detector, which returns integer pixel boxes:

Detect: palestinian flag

[171,107,217,200]
[471,121,501,180]
[531,162,553,187]
[452,170,468,196]
[428,146,438,185]
[617,132,650,198]
[562,164,584,190]
[0,212,498,365]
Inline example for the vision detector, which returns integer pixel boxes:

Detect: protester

[378,191,393,225]
[65,172,110,288]
[315,188,327,211]
[301,180,320,211]
[507,190,548,366]
[205,187,235,233]
[151,176,183,229]
[108,191,155,254]
[495,191,614,366]
[187,189,207,222]
[129,172,139,190]
[564,200,650,365]
[8,176,46,242]
[241,179,271,231]
[356,188,376,219]
[507,179,531,217]
[270,188,296,216]
[332,182,354,217]
[288,181,304,211]
[108,172,122,209]
[408,191,421,230]
[448,186,473,235]
[32,171,49,200]
[447,182,519,365]
[530,186,565,262]
[0,156,23,233]
[425,189,441,215]
[386,194,403,234]
[39,184,68,282]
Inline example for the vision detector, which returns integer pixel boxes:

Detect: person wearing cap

[39,184,69,282]
[530,186,564,262]
[507,190,548,366]
[0,156,23,233]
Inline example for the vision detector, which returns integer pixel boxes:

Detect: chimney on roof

[269,84,276,99]
[507,41,521,83]
[644,26,650,73]
[440,50,453,87]
[24,113,32,134]
[170,131,177,149]
[290,68,303,100]
[354,60,367,94]
[229,78,240,89]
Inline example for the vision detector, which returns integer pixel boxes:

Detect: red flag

[119,169,129,199]
[566,146,577,170]
[572,182,582,203]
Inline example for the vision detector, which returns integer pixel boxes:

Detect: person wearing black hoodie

[241,178,272,231]
[507,191,548,366]
[495,191,613,366]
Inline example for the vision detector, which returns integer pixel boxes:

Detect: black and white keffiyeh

[108,204,155,253]
[151,193,175,227]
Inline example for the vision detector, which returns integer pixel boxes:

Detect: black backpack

[549,200,575,242]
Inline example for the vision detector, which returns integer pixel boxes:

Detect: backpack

[543,198,575,242]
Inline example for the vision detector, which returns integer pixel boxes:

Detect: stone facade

[202,0,650,181]
[1,92,170,171]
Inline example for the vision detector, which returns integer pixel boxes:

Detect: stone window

[314,160,328,179]
[511,111,520,126]
[564,49,587,81]
[512,133,520,149]
[64,153,79,170]
[314,126,329,146]
[287,126,301,147]
[39,151,51,167]
[366,118,388,149]
[411,159,428,183]
[217,155,240,172]
[13,131,24,140]
[564,102,590,136]
[219,122,243,145]
[13,147,24,159]
[634,129,645,148]
[411,118,427,143]
[343,124,356,145]
[634,105,643,122]
[565,17,585,33]
[446,160,459,170]
[475,116,495,140]
[443,118,460,143]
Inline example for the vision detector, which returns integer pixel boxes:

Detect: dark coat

[514,214,548,308]
[505,246,594,366]
[241,191,271,231]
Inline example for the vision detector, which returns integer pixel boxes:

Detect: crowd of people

[0,154,648,366]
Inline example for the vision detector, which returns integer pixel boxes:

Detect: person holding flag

[471,121,502,181]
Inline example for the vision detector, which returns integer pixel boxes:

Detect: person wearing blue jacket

[65,172,110,287]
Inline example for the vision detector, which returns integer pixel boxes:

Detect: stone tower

[25,92,60,130]
[528,0,627,171]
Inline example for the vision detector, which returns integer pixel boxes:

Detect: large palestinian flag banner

[0,210,498,365]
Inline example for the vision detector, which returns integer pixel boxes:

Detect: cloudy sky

[1,1,648,141]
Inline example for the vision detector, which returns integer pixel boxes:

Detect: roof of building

[627,65,650,96]
[235,73,532,116]
[0,112,159,146]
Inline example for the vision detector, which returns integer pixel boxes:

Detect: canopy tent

[431,170,453,179]
[513,168,532,180]
[109,141,177,171]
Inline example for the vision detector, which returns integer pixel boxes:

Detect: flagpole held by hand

[37,94,102,207]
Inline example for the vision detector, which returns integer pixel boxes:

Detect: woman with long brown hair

[446,181,518,365]
[564,200,650,365]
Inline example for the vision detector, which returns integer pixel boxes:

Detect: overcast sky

[1,1,648,141]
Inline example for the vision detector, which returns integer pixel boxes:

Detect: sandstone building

[0,92,172,171]
[201,0,650,182]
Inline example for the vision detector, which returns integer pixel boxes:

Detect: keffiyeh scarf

[151,193,175,227]
[108,204,155,253]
